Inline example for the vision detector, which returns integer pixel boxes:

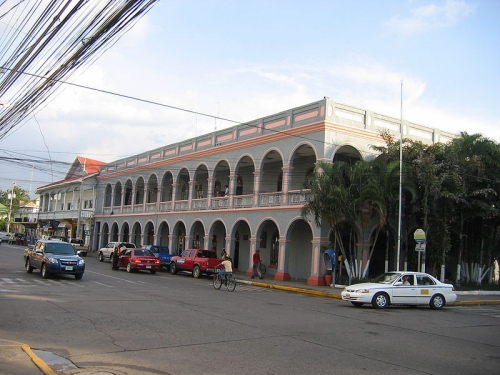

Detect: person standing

[224,185,229,196]
[252,249,263,279]
[112,243,125,270]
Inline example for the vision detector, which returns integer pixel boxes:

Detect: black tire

[260,263,266,275]
[75,273,83,280]
[25,259,34,273]
[126,263,132,273]
[99,252,104,262]
[226,275,236,292]
[192,265,201,278]
[213,274,222,290]
[372,292,389,309]
[41,264,50,279]
[170,262,177,274]
[351,302,364,307]
[150,270,157,275]
[430,294,445,310]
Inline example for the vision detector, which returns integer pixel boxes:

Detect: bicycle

[259,261,266,276]
[213,268,236,292]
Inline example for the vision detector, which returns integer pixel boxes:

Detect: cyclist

[216,255,233,281]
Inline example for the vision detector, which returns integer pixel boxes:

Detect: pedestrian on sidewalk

[252,249,263,279]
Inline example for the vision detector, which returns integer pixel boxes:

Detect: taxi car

[114,248,160,274]
[341,271,457,309]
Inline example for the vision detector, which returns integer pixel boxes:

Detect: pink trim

[307,276,326,286]
[274,272,291,281]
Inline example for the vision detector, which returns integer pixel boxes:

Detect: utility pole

[7,182,16,233]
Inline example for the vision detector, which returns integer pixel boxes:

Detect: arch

[144,221,155,245]
[230,219,251,270]
[172,220,187,254]
[135,176,145,205]
[288,143,318,191]
[189,220,206,249]
[160,171,174,202]
[104,183,112,207]
[285,217,314,279]
[260,149,284,193]
[124,179,133,206]
[146,174,158,203]
[157,221,170,247]
[113,181,122,206]
[176,168,190,200]
[332,144,363,164]
[193,164,209,199]
[131,221,142,246]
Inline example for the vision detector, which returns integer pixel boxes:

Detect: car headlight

[78,259,85,266]
[49,258,59,264]
[356,289,370,293]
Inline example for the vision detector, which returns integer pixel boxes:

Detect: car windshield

[372,272,400,284]
[45,243,76,255]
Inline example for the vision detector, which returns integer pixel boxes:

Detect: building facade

[36,157,104,245]
[93,98,455,285]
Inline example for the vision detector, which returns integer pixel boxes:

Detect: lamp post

[7,182,16,233]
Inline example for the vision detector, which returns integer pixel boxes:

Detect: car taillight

[155,259,160,264]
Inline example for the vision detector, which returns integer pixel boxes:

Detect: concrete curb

[238,279,500,306]
[22,344,59,375]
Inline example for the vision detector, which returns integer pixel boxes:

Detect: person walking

[252,249,263,279]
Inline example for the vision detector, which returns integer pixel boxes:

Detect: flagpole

[396,81,403,271]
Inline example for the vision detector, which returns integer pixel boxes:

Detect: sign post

[414,229,426,272]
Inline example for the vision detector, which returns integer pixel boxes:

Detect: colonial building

[93,98,454,285]
[36,157,104,245]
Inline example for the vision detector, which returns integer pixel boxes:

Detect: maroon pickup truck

[170,249,221,278]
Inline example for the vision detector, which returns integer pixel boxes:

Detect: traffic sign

[414,229,426,243]
[415,243,426,252]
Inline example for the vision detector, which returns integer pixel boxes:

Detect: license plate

[146,265,151,269]
[65,266,73,270]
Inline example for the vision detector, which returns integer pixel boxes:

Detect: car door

[30,242,44,269]
[118,249,132,268]
[415,274,437,304]
[391,274,417,304]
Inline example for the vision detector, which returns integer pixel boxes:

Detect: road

[0,243,499,375]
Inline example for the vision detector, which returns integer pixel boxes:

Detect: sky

[1,0,499,195]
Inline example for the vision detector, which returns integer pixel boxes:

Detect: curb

[22,344,58,375]
[238,279,500,305]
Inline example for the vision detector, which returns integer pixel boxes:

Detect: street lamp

[7,182,16,233]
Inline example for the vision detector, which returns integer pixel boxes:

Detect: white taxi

[341,271,457,309]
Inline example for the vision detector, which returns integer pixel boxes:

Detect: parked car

[170,249,221,278]
[341,271,457,310]
[49,235,69,242]
[0,231,9,243]
[8,232,27,245]
[24,239,85,280]
[70,238,88,257]
[143,245,174,270]
[99,242,136,262]
[113,248,160,274]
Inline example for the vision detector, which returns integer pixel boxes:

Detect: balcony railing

[99,190,311,216]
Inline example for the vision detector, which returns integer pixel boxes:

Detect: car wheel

[192,265,201,278]
[99,252,104,262]
[430,294,445,310]
[351,302,364,307]
[41,264,50,279]
[170,262,177,274]
[25,259,34,273]
[75,273,83,280]
[126,263,132,273]
[372,292,389,309]
[150,270,157,275]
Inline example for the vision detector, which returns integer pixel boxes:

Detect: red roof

[77,157,105,174]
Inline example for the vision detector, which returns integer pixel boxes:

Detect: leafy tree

[0,185,31,230]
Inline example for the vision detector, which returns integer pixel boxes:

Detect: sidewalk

[3,277,500,375]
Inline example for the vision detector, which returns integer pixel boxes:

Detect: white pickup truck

[98,242,136,262]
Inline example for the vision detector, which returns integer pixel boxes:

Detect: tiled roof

[77,157,105,174]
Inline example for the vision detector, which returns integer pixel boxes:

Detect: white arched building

[94,98,454,285]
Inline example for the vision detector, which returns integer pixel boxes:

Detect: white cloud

[385,0,475,35]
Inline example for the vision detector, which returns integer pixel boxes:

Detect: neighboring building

[93,98,455,285]
[36,157,104,245]
[10,198,39,240]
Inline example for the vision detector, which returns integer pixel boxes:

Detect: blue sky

[1,0,499,194]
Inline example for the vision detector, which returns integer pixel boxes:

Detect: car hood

[344,282,390,291]
[46,253,81,260]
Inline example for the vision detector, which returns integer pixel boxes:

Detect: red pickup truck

[170,249,221,278]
